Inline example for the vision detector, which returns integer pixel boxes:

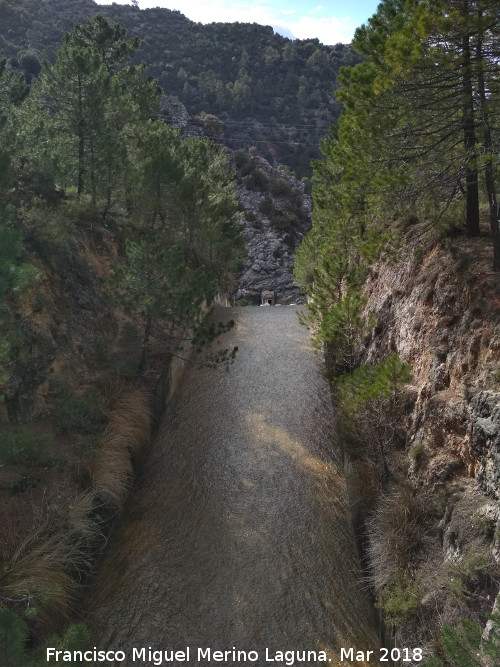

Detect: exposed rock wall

[160,99,312,305]
[351,229,500,655]
[235,156,311,304]
[361,233,499,498]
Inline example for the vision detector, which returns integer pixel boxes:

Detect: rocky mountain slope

[234,155,311,304]
[161,97,312,304]
[0,0,359,178]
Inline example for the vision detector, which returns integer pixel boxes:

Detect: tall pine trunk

[77,73,85,198]
[461,25,480,237]
[139,312,152,372]
[476,11,500,270]
[89,134,97,207]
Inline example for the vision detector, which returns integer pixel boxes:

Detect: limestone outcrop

[234,156,311,304]
[350,226,500,655]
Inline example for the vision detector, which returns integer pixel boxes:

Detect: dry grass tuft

[101,386,150,460]
[66,490,108,560]
[91,386,150,513]
[91,447,134,514]
[367,485,434,592]
[1,531,79,639]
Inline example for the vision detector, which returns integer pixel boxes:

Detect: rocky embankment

[358,223,499,655]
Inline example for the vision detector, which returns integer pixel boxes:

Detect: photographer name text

[46,646,424,664]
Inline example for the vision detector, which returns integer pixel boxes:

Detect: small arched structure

[261,290,275,306]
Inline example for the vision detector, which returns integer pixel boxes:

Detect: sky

[93,0,381,45]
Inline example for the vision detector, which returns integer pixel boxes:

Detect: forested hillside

[0,0,359,178]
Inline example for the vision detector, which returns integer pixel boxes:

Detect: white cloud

[273,25,297,40]
[284,15,355,44]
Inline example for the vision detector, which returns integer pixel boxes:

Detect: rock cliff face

[348,225,500,654]
[362,230,499,501]
[235,156,311,304]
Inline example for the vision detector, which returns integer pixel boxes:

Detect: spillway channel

[87,306,379,666]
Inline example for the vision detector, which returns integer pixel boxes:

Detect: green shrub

[36,623,90,666]
[311,292,373,376]
[329,355,413,479]
[259,194,274,216]
[289,186,303,206]
[1,427,53,465]
[413,246,425,262]
[270,177,291,196]
[442,549,495,602]
[19,205,75,262]
[471,514,496,541]
[244,167,269,191]
[0,607,28,665]
[234,149,251,174]
[422,609,500,666]
[336,354,413,416]
[0,206,40,389]
[270,211,299,234]
[377,573,421,625]
[0,607,90,667]
[434,486,450,514]
[409,441,425,463]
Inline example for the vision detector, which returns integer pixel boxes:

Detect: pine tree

[0,66,38,393]
[106,239,211,370]
[33,15,160,209]
[423,608,500,666]
[345,0,500,263]
[132,122,244,286]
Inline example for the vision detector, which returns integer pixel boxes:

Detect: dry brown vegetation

[1,531,78,639]
[91,387,150,513]
[0,386,151,639]
[367,485,436,593]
